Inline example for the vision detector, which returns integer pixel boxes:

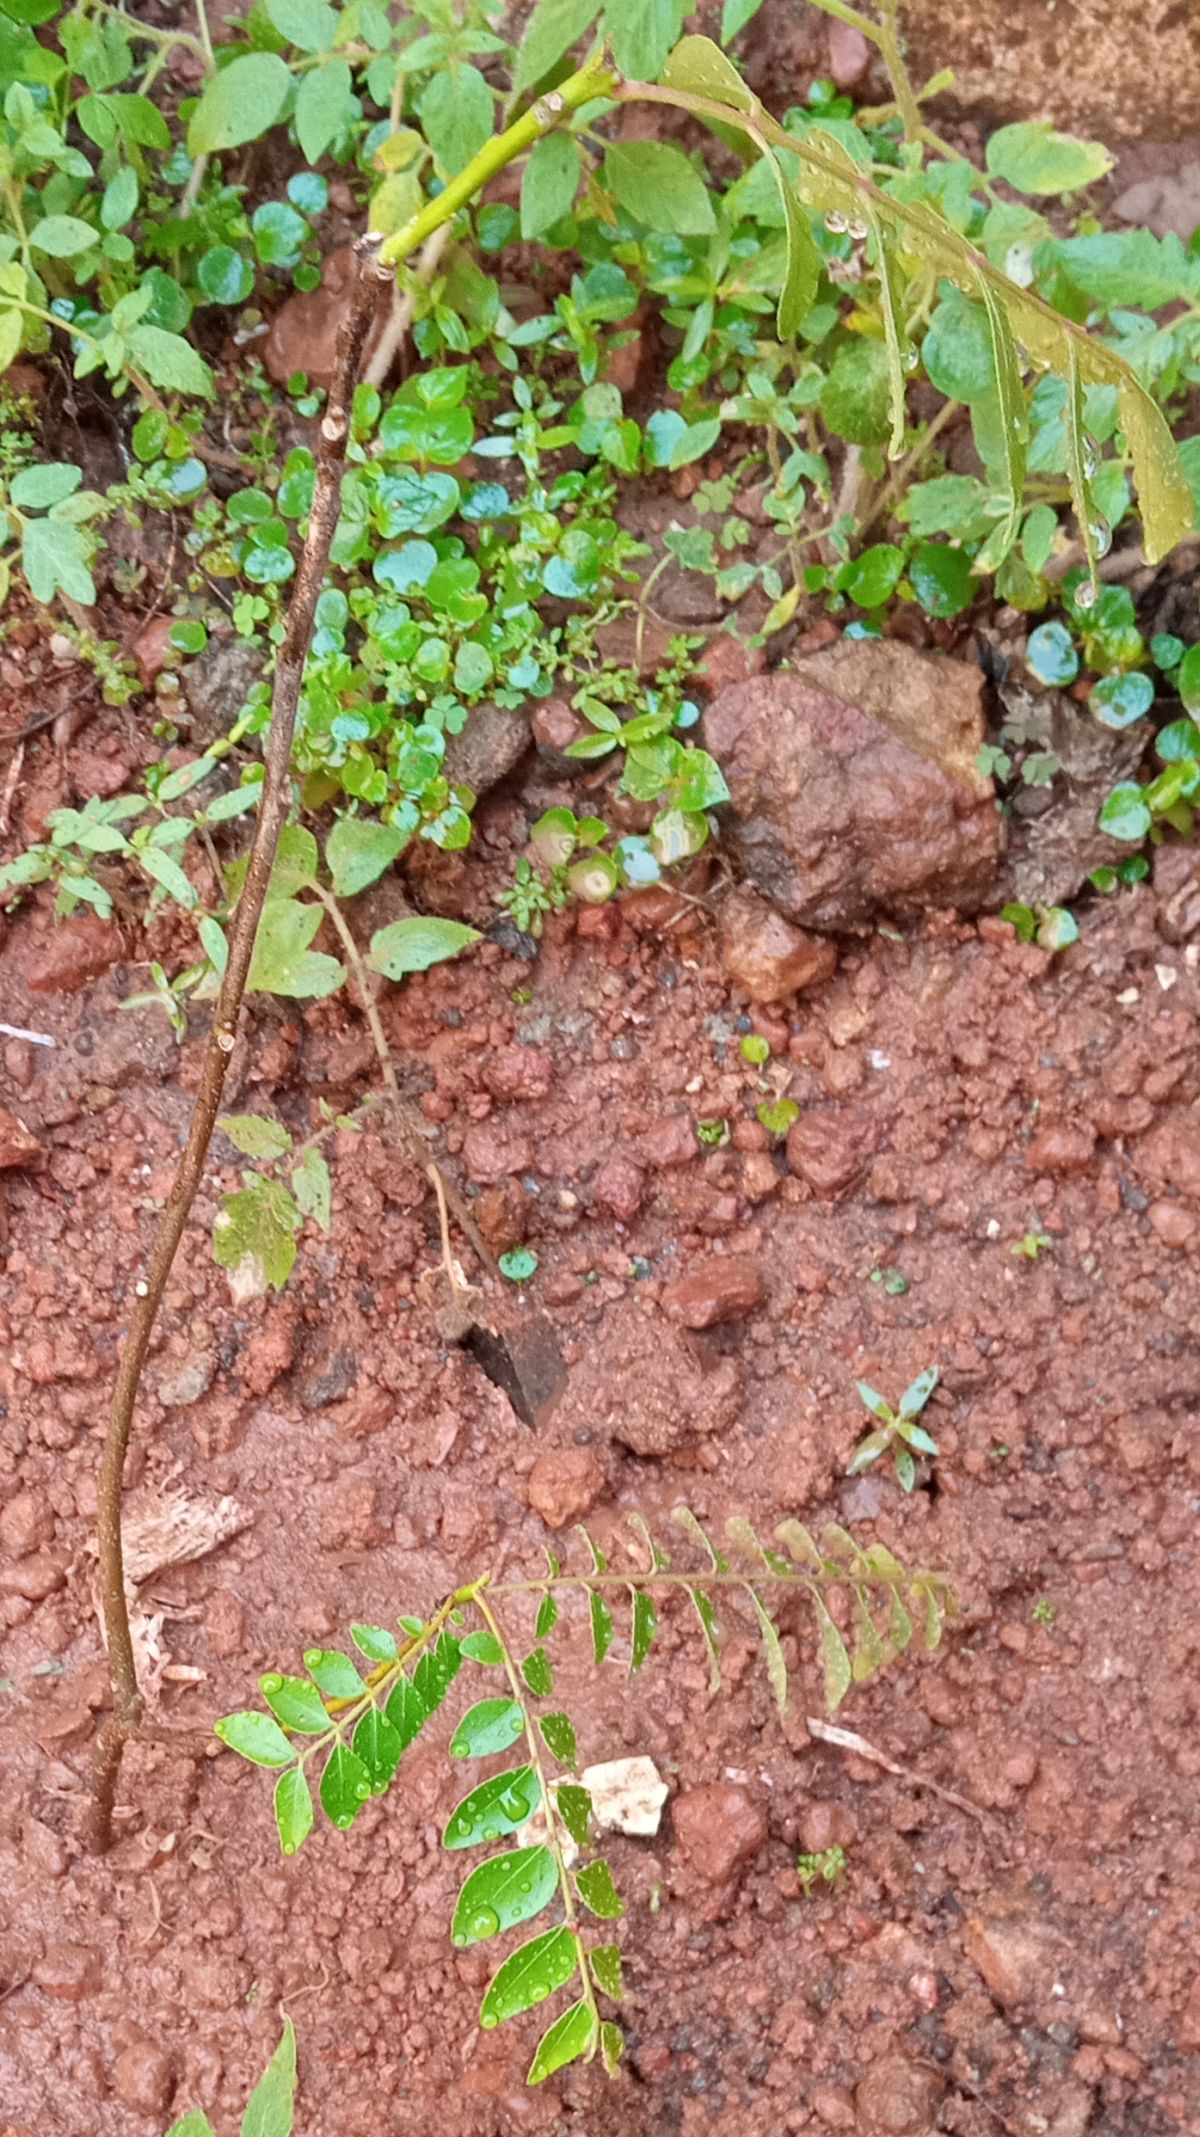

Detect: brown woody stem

[87,237,389,1855]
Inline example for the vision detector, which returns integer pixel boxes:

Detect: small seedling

[847,1366,940,1494]
[499,1249,539,1283]
[696,1118,730,1149]
[757,1097,799,1137]
[739,1034,771,1065]
[1032,1596,1057,1625]
[796,1844,847,1895]
[1012,1232,1052,1262]
[869,1266,908,1296]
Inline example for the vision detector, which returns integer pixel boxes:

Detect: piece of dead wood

[806,1716,1005,1837]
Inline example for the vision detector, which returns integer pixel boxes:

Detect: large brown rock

[703,640,1002,930]
[719,887,837,1002]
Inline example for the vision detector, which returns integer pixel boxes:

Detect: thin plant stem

[312,886,495,1275]
[180,0,216,214]
[86,236,390,1856]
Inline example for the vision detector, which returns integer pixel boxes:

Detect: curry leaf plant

[217,1507,953,2085]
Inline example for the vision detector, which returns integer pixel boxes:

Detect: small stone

[1134,1109,1200,1200]
[25,914,123,995]
[443,700,530,796]
[591,1156,645,1223]
[798,1801,857,1854]
[741,1150,781,1202]
[0,1490,54,1558]
[786,1109,880,1197]
[1001,1745,1039,1789]
[1148,1198,1195,1247]
[827,16,872,84]
[32,1942,100,2001]
[132,615,174,689]
[462,1122,534,1184]
[526,1444,606,1530]
[673,1782,768,1885]
[855,2057,944,2135]
[811,2087,857,2130]
[719,887,838,1004]
[0,1106,42,1171]
[580,1755,668,1837]
[639,1114,697,1169]
[660,1254,765,1330]
[0,1550,69,1601]
[963,1894,1060,2007]
[530,697,588,764]
[113,2042,174,2117]
[158,1355,215,1408]
[1025,1124,1096,1173]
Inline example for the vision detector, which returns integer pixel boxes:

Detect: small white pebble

[1155,964,1178,991]
[985,1218,1001,1239]
[134,1280,149,1298]
[1115,987,1140,1005]
[869,1049,891,1070]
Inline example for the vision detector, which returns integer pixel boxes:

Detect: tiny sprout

[1012,1232,1051,1262]
[869,1266,908,1296]
[740,1033,771,1065]
[756,1097,799,1137]
[498,1248,538,1283]
[696,1118,730,1149]
[1032,1597,1056,1626]
[796,1844,847,1895]
[847,1365,940,1494]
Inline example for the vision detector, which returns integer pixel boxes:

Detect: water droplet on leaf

[470,1907,500,1939]
[1076,581,1097,610]
[825,210,847,233]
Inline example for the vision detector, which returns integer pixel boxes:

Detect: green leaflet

[589,1590,614,1665]
[979,278,1028,555]
[539,1711,578,1766]
[451,1845,559,1946]
[629,1588,657,1671]
[743,1586,788,1715]
[589,1942,624,2000]
[480,1924,579,2027]
[868,204,910,457]
[273,1768,313,1857]
[450,1698,526,1759]
[240,2017,297,2137]
[444,1764,541,1849]
[810,1590,852,1712]
[319,1743,372,1830]
[353,1709,404,1793]
[367,916,480,979]
[527,1998,597,2084]
[575,1858,624,1919]
[303,1649,366,1700]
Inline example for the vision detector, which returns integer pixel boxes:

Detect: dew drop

[470,1907,500,1939]
[261,1675,282,1693]
[283,1843,295,1857]
[482,1822,501,1842]
[847,217,867,241]
[825,210,847,234]
[451,1739,466,1757]
[517,1880,532,1896]
[1088,519,1112,559]
[1075,580,1097,611]
[500,1789,529,1822]
[902,345,919,372]
[451,1932,467,1948]
[337,1815,352,1829]
[1082,445,1098,480]
[1011,413,1024,434]
[303,1650,321,1669]
[355,1781,370,1798]
[480,2013,498,2029]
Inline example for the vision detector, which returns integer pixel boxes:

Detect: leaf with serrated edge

[589,1942,624,2000]
[480,1924,578,2027]
[443,1764,541,1850]
[629,1588,657,1672]
[451,1845,559,1946]
[744,1586,788,1715]
[527,1997,597,2085]
[810,1591,852,1711]
[575,1858,625,1919]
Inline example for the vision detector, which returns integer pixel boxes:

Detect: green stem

[379,58,618,267]
[10,294,164,410]
[471,1589,600,2041]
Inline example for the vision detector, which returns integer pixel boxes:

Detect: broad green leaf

[127,324,213,398]
[663,35,755,111]
[444,1764,541,1849]
[137,848,197,908]
[11,463,82,510]
[629,1588,657,1672]
[291,1146,331,1230]
[319,1742,372,1830]
[167,2113,216,2135]
[451,1845,559,1945]
[539,1711,577,1765]
[811,1592,852,1711]
[353,1708,403,1792]
[303,1648,366,1700]
[212,1177,300,1293]
[603,140,714,237]
[480,1925,578,2027]
[768,151,818,338]
[744,1587,788,1715]
[555,1782,592,1848]
[241,2019,297,2137]
[385,1675,428,1750]
[188,53,291,155]
[351,1623,398,1663]
[367,916,480,979]
[325,816,407,898]
[606,0,685,79]
[1049,229,1197,311]
[21,518,95,606]
[528,1998,597,2085]
[412,1632,461,1716]
[819,337,891,446]
[590,1943,624,2000]
[575,1858,624,1919]
[273,1767,313,1856]
[720,0,764,36]
[265,0,338,51]
[451,1698,526,1759]
[248,900,345,999]
[1099,783,1151,842]
[219,1114,293,1160]
[1118,374,1194,565]
[295,58,354,164]
[29,214,96,257]
[260,1672,329,1734]
[461,1631,505,1665]
[215,1711,295,1767]
[910,541,975,620]
[985,121,1112,197]
[521,1648,553,1697]
[513,0,599,97]
[268,824,319,896]
[421,65,493,176]
[521,130,581,239]
[589,1591,613,1665]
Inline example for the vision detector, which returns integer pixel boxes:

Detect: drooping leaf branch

[87,238,390,1855]
[216,1506,954,2085]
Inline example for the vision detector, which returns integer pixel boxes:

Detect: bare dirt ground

[2,768,1200,2134]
